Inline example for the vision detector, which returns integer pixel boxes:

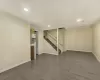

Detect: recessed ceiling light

[77,18,84,22]
[24,8,28,12]
[48,25,51,27]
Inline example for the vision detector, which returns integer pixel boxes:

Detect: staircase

[44,31,61,54]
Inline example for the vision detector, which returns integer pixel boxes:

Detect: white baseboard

[66,50,92,53]
[92,53,100,62]
[43,53,58,55]
[0,59,30,73]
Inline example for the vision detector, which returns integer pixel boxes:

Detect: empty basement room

[0,0,100,80]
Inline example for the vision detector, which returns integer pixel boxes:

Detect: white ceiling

[0,0,100,30]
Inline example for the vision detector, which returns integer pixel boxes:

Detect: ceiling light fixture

[24,8,28,12]
[48,25,51,27]
[77,18,84,22]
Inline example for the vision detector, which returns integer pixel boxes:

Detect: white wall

[48,29,57,38]
[43,39,57,55]
[58,29,65,52]
[42,27,93,54]
[31,29,57,55]
[43,30,57,55]
[38,30,44,54]
[46,29,65,53]
[47,29,58,53]
[0,12,30,73]
[64,27,92,52]
[92,22,100,61]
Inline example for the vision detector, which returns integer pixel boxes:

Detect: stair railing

[46,32,63,52]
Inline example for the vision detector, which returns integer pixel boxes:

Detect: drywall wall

[43,29,58,55]
[38,30,44,54]
[47,29,65,52]
[48,29,57,38]
[64,27,92,52]
[42,30,57,55]
[58,29,65,52]
[0,12,30,73]
[33,29,57,55]
[92,23,100,61]
[43,39,57,55]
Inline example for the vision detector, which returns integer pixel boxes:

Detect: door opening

[30,28,38,60]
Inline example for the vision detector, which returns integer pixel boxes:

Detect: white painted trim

[66,50,92,53]
[0,59,31,73]
[92,53,100,62]
[44,53,58,55]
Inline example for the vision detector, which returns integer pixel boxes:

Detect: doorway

[43,28,65,55]
[30,29,38,60]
